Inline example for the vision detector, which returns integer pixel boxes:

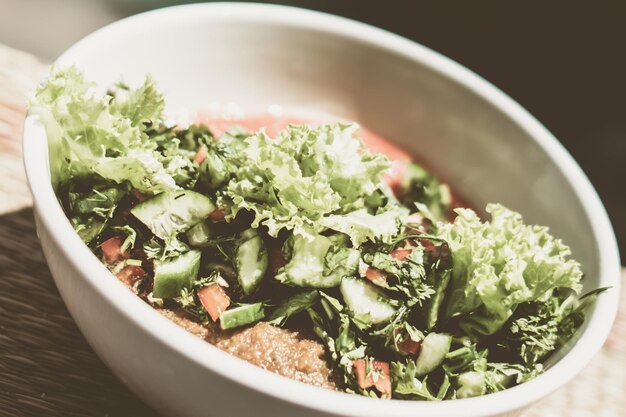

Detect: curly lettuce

[220,123,404,244]
[438,204,583,336]
[28,67,179,193]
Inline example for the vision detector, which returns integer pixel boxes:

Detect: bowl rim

[23,3,621,417]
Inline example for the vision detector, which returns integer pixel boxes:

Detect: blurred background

[1,0,624,259]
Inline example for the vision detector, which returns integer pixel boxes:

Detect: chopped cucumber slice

[186,220,213,247]
[235,229,268,296]
[153,250,201,299]
[415,332,452,377]
[425,270,451,331]
[275,234,359,288]
[340,277,396,325]
[220,302,265,330]
[131,190,215,240]
[455,371,486,399]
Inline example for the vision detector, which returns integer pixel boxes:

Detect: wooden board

[0,42,623,417]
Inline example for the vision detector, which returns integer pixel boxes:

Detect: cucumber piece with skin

[425,269,451,330]
[186,220,213,247]
[415,332,452,377]
[131,190,215,240]
[220,302,265,330]
[455,371,486,399]
[340,277,396,325]
[153,250,201,299]
[235,229,268,296]
[275,234,360,288]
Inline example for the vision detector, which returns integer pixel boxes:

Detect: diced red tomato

[416,239,450,265]
[365,267,388,285]
[197,283,231,322]
[116,265,146,288]
[390,248,412,262]
[397,337,422,356]
[353,359,392,396]
[100,236,125,263]
[353,359,368,387]
[208,209,225,221]
[373,362,392,396]
[194,144,208,164]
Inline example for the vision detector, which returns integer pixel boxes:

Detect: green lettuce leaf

[320,206,408,246]
[438,204,583,336]
[109,77,165,127]
[492,288,605,365]
[219,123,403,244]
[29,67,177,193]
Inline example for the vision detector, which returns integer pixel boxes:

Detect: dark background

[123,1,626,260]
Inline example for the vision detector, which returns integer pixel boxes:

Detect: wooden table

[0,43,623,417]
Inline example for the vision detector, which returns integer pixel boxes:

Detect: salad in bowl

[28,66,604,401]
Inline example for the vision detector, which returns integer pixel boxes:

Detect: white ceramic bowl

[23,3,620,417]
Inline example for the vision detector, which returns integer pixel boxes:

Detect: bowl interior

[29,3,618,415]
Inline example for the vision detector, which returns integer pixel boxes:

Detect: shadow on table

[0,208,157,417]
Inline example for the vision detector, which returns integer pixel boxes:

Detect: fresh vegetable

[186,220,214,247]
[275,233,359,288]
[32,67,601,402]
[100,236,125,263]
[267,290,319,326]
[353,359,392,397]
[397,335,421,356]
[116,265,146,288]
[395,162,451,222]
[414,333,452,376]
[220,123,403,244]
[153,249,201,298]
[131,190,215,241]
[28,67,177,193]
[234,229,268,295]
[439,204,584,336]
[198,283,231,322]
[220,303,265,330]
[340,277,396,326]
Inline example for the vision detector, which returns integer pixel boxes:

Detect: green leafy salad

[29,67,602,400]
